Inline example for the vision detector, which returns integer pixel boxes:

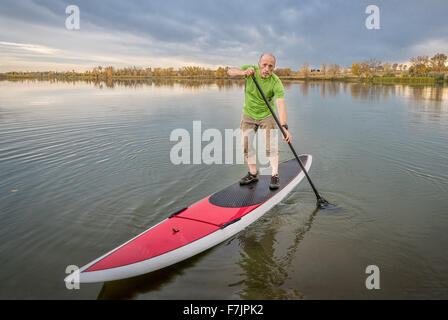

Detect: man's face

[258,55,275,78]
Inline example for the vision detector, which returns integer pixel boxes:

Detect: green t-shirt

[241,65,285,120]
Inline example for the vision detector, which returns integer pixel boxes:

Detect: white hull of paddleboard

[65,155,312,284]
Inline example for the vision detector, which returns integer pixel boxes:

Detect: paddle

[250,74,331,209]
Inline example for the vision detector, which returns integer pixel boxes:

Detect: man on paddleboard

[227,53,292,190]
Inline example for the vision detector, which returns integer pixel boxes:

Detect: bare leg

[243,127,258,175]
[269,155,278,176]
[266,127,279,176]
[246,155,257,175]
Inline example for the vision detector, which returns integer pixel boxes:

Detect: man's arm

[276,98,292,143]
[227,67,255,77]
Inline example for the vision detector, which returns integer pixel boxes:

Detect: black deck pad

[209,155,308,208]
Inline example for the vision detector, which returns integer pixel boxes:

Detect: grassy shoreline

[1,73,447,85]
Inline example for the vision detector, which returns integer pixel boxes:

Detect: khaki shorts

[240,113,279,158]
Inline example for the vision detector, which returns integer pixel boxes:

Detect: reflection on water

[5,78,447,106]
[233,207,320,299]
[401,85,448,102]
[294,80,448,107]
[4,78,246,90]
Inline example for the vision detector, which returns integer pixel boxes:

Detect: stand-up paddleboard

[65,155,312,284]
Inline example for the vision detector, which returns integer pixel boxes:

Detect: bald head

[259,53,276,64]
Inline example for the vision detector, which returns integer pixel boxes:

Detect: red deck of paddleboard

[85,199,260,272]
[176,196,260,225]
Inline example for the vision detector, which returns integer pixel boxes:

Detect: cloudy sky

[0,0,447,72]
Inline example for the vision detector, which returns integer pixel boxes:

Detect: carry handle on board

[250,74,330,209]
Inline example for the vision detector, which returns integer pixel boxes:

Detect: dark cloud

[1,0,447,70]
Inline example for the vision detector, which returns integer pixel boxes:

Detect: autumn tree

[365,58,382,73]
[215,66,229,78]
[104,66,115,78]
[351,62,362,76]
[300,62,310,77]
[327,63,340,76]
[144,67,152,76]
[274,68,292,76]
[153,68,162,77]
[360,62,371,76]
[382,62,392,73]
[321,62,327,75]
[430,53,447,72]
[409,56,429,74]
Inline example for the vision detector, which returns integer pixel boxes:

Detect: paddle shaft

[250,74,327,204]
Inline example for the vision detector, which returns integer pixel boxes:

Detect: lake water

[0,79,447,299]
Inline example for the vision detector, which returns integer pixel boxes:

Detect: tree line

[1,53,446,80]
[349,53,447,76]
[274,53,447,79]
[1,66,231,79]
